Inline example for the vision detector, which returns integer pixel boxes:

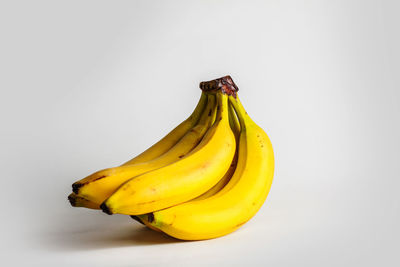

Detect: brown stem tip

[100,203,113,215]
[68,194,76,206]
[199,75,238,97]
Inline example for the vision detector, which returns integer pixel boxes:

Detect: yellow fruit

[122,92,208,165]
[139,95,274,240]
[101,92,236,215]
[72,94,216,204]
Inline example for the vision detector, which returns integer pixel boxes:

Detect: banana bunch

[69,76,274,240]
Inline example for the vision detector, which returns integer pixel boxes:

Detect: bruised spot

[123,185,135,195]
[168,214,177,226]
[202,162,209,169]
[235,221,247,228]
[91,175,107,182]
[190,128,200,134]
[208,109,212,116]
[137,199,157,205]
[252,202,256,206]
[178,154,185,158]
[151,188,157,192]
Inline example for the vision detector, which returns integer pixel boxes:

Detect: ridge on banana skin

[72,94,217,204]
[101,93,236,215]
[139,95,274,240]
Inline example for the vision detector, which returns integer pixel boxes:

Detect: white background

[1,0,399,266]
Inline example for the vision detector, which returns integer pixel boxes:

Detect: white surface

[1,0,399,266]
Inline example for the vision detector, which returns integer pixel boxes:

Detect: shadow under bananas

[43,213,179,251]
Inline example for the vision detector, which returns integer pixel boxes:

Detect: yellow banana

[122,92,207,166]
[101,92,236,215]
[72,94,217,204]
[68,193,100,209]
[72,92,207,194]
[195,101,241,200]
[135,99,240,213]
[139,95,274,240]
[130,99,236,229]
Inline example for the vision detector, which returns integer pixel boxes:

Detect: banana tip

[68,194,76,206]
[72,183,83,194]
[130,215,145,225]
[100,203,113,215]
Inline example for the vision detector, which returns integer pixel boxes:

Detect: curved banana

[68,193,100,209]
[135,99,239,227]
[193,153,237,201]
[139,95,274,240]
[122,92,207,165]
[195,103,240,200]
[101,92,236,215]
[73,94,217,204]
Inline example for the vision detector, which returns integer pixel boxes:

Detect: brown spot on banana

[147,213,155,223]
[72,183,83,194]
[235,221,247,228]
[91,175,107,182]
